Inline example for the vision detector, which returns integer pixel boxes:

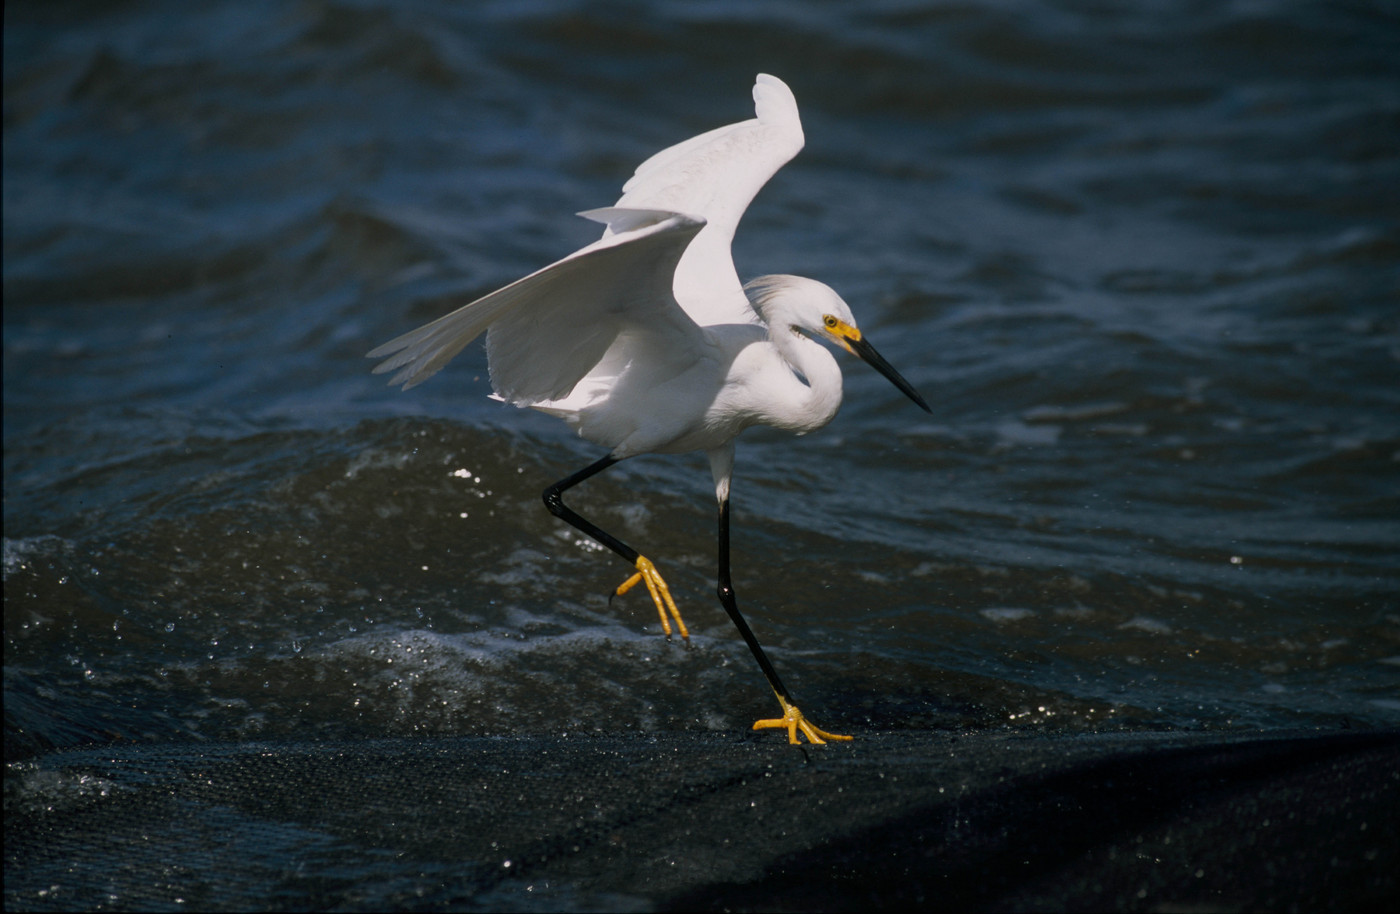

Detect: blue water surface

[5,0,1399,759]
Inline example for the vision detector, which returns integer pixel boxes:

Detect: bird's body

[537,276,850,460]
[370,75,929,743]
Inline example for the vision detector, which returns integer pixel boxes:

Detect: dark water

[5,0,1399,761]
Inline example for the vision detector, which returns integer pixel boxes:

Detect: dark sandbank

[6,729,1396,911]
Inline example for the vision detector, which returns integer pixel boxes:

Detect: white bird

[369,74,930,744]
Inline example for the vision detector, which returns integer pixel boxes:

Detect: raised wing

[369,209,705,402]
[612,74,804,328]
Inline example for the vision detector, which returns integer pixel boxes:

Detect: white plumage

[369,74,929,745]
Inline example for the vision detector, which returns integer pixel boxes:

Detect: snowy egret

[369,74,930,744]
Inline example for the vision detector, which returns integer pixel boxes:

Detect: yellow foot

[753,696,853,744]
[614,555,690,641]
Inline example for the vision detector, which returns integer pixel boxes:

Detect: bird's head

[744,274,932,413]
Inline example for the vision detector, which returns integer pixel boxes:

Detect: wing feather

[370,74,805,403]
[368,210,704,400]
[612,74,804,327]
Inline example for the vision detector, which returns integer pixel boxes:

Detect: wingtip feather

[753,74,802,143]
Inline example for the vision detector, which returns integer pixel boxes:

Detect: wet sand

[6,728,1396,911]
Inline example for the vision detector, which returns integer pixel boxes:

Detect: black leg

[543,455,639,564]
[715,496,794,704]
[543,455,688,639]
[717,495,852,744]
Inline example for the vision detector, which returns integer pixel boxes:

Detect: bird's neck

[769,328,844,434]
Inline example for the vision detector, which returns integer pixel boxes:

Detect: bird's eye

[823,315,838,329]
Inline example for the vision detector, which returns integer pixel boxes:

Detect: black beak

[847,335,932,412]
